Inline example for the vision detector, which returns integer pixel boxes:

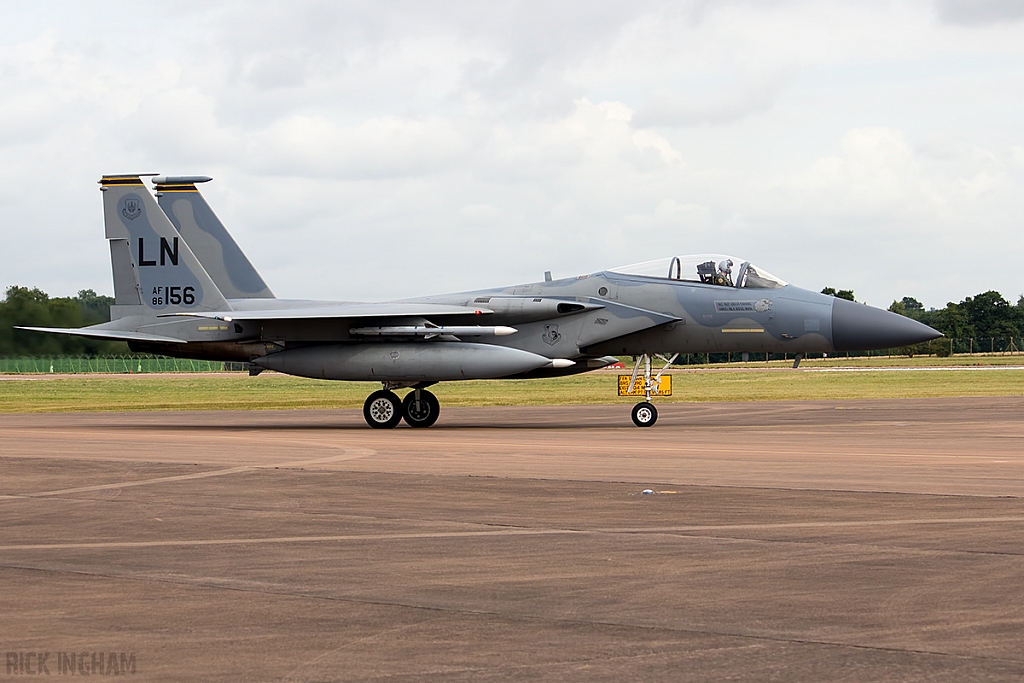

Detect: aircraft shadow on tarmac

[95,400,949,432]
[110,420,640,432]
[91,400,939,433]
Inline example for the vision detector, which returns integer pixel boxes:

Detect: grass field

[1,361,1022,413]
[709,354,1024,368]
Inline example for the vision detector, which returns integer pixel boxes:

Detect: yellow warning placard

[617,375,672,396]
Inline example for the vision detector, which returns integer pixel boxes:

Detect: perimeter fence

[0,356,246,374]
[679,336,1020,365]
[946,337,1021,355]
[0,337,1020,374]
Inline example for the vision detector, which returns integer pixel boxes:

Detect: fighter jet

[18,174,942,428]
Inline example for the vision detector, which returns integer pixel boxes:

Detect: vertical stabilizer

[153,176,275,299]
[100,175,230,314]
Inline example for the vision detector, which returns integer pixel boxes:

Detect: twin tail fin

[153,176,275,299]
[100,175,230,317]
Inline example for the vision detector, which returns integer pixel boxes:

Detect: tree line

[886,291,1024,340]
[820,287,1024,340]
[0,286,128,356]
[821,287,1024,355]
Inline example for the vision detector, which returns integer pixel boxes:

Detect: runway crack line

[5,515,1024,551]
[2,563,1022,668]
[600,516,1024,533]
[284,645,766,682]
[0,448,376,500]
[0,528,585,551]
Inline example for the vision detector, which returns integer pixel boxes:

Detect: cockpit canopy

[608,254,787,289]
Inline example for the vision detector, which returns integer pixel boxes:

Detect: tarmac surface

[2,396,1024,681]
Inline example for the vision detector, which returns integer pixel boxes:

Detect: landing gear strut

[362,384,441,429]
[627,352,678,428]
[402,389,439,428]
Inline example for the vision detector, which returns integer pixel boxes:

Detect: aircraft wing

[15,326,189,344]
[159,302,495,322]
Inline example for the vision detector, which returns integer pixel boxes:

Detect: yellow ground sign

[617,374,672,397]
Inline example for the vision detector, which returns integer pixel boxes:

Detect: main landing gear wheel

[402,389,440,428]
[363,390,403,429]
[631,402,658,428]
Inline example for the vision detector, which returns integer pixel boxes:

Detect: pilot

[716,259,734,286]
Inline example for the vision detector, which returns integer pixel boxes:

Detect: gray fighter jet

[18,174,941,428]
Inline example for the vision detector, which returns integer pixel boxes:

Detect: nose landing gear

[362,384,441,429]
[631,401,658,427]
[627,352,677,428]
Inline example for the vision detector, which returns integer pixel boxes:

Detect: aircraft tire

[363,390,403,429]
[631,402,658,427]
[402,389,440,428]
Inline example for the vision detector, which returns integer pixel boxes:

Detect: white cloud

[935,0,1024,25]
[633,72,793,128]
[788,127,940,217]
[0,0,1023,310]
[251,115,471,179]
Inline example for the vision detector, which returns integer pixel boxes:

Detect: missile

[350,325,517,337]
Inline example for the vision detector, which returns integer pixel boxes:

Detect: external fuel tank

[252,342,567,381]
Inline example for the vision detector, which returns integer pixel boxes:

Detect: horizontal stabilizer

[158,302,496,322]
[15,326,189,344]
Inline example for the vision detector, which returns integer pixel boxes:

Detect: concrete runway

[2,396,1023,681]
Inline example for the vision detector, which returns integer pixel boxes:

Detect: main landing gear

[362,386,440,429]
[402,388,440,428]
[627,352,678,428]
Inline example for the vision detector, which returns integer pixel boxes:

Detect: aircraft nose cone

[831,297,942,352]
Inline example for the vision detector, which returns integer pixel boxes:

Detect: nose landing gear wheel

[631,402,658,427]
[363,390,403,429]
[402,389,440,428]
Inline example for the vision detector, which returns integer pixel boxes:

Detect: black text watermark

[6,652,136,676]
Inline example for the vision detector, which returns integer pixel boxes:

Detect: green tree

[75,289,115,322]
[0,286,127,357]
[821,287,855,301]
[932,302,972,339]
[898,297,924,319]
[960,290,1020,338]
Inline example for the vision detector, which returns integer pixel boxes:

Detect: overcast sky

[1,0,1023,308]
